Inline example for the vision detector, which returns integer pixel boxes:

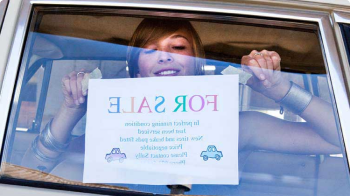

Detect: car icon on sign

[200,145,223,161]
[105,148,127,163]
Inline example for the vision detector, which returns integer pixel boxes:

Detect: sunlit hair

[127,18,205,77]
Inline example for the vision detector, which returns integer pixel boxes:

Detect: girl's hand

[241,50,290,101]
[61,70,87,110]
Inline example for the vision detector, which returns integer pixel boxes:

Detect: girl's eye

[144,49,156,54]
[173,46,186,50]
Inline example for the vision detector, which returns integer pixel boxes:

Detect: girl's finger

[253,52,269,80]
[268,51,282,85]
[268,51,281,71]
[69,71,79,106]
[248,50,259,57]
[62,75,72,96]
[242,56,265,81]
[76,72,85,104]
[261,50,274,80]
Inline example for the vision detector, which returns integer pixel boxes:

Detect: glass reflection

[2,17,349,196]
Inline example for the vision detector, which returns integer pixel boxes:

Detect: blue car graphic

[200,145,223,161]
[105,148,127,163]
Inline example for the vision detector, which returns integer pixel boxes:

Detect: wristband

[31,137,61,162]
[39,119,71,153]
[277,82,313,115]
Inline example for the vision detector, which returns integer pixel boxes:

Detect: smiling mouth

[154,69,180,76]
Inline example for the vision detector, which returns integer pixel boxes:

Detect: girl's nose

[157,51,174,64]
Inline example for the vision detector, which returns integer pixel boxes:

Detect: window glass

[1,6,350,196]
[340,24,350,66]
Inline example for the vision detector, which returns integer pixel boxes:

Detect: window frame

[0,0,9,33]
[334,12,350,94]
[0,0,350,194]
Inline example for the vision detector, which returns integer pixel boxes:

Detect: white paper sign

[83,75,239,185]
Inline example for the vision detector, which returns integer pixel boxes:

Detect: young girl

[22,18,341,194]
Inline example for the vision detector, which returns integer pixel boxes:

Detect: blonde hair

[127,18,205,77]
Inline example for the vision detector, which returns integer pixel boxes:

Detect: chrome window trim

[334,11,350,23]
[0,0,33,168]
[0,0,9,32]
[0,0,349,174]
[333,12,350,98]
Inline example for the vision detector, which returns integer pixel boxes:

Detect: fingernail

[260,74,265,80]
[79,97,84,103]
[75,100,79,105]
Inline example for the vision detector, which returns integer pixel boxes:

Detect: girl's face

[137,29,196,77]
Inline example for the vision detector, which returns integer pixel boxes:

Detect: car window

[340,23,350,65]
[1,6,350,196]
